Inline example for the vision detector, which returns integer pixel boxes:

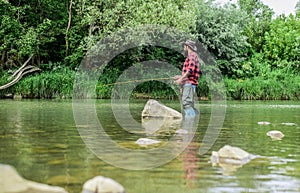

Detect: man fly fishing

[174,40,200,117]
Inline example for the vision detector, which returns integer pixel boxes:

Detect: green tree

[263,15,300,70]
[195,1,250,77]
[66,0,198,68]
[238,0,273,53]
[1,0,68,68]
[296,0,300,18]
[0,1,23,68]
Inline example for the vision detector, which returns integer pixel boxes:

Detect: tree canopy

[0,0,299,99]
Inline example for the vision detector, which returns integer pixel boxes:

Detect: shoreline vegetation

[0,67,299,100]
[1,0,299,100]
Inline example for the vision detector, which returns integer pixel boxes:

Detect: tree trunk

[65,0,73,56]
[1,50,5,67]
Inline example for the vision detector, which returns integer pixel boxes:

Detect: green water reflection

[0,100,299,193]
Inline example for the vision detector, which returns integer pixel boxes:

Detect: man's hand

[174,71,190,85]
[173,75,181,80]
[173,75,182,84]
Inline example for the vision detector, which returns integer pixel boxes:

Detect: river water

[0,99,299,193]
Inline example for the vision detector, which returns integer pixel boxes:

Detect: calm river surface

[0,99,299,193]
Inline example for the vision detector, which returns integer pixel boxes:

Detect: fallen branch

[8,55,33,80]
[0,56,40,90]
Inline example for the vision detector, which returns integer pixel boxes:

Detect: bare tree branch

[9,55,33,80]
[0,55,40,90]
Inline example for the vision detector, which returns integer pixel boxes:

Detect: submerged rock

[210,145,258,175]
[142,99,182,135]
[211,145,253,165]
[0,164,68,193]
[142,117,181,136]
[257,121,271,125]
[82,176,126,193]
[175,129,189,135]
[266,130,284,140]
[281,122,297,126]
[135,138,161,146]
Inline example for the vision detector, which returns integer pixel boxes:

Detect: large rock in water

[266,130,284,140]
[82,176,126,193]
[142,99,182,119]
[0,164,68,193]
[218,145,250,163]
[210,145,257,175]
[142,99,182,135]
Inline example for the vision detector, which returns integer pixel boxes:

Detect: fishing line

[101,77,173,87]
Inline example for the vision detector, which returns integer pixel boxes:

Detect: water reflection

[181,140,200,189]
[0,100,299,193]
[175,115,200,189]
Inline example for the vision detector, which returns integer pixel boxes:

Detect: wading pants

[182,84,197,117]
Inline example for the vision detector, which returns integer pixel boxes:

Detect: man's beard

[183,50,188,57]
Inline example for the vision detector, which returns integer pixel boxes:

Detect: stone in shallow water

[210,145,258,175]
[142,117,181,136]
[141,99,182,136]
[0,164,68,193]
[142,99,182,119]
[175,129,189,135]
[217,145,251,164]
[82,176,125,193]
[257,121,271,125]
[266,130,284,140]
[135,138,161,146]
[281,122,297,126]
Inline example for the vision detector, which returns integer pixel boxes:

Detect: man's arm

[174,71,190,85]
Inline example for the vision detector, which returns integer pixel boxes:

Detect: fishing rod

[101,77,174,87]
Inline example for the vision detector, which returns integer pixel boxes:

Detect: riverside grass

[0,69,299,100]
[0,68,75,99]
[224,75,300,100]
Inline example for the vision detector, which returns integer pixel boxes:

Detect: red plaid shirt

[182,52,200,85]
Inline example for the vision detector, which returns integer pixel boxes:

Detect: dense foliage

[0,0,299,100]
